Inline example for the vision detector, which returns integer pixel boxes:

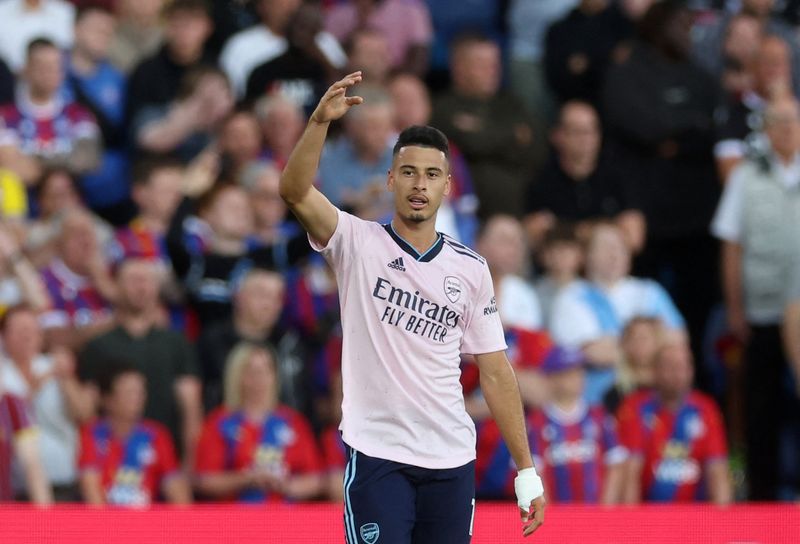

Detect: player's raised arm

[279,72,364,246]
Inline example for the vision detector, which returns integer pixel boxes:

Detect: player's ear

[443,174,452,196]
[387,169,395,192]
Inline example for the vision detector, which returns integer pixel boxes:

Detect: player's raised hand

[521,495,546,537]
[310,71,364,124]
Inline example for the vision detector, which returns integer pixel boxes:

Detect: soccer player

[280,72,546,542]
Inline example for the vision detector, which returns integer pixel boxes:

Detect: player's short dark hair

[26,37,58,59]
[131,155,184,187]
[392,125,449,159]
[164,0,211,18]
[97,360,144,397]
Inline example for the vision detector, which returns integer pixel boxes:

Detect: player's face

[387,146,451,224]
[107,372,147,422]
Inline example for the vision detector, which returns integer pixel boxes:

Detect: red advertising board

[1,503,798,543]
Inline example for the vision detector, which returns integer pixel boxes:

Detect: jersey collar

[382,223,444,262]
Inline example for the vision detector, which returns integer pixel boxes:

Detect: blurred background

[0,0,798,511]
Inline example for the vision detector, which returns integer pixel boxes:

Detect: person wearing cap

[475,345,626,503]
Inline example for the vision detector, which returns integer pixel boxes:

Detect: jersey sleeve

[77,423,100,472]
[286,413,324,475]
[460,264,507,355]
[701,399,728,463]
[194,414,228,474]
[307,209,367,274]
[153,426,180,479]
[600,411,628,466]
[616,397,645,457]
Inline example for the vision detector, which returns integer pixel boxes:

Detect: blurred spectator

[534,224,583,327]
[0,0,74,72]
[477,215,541,331]
[24,169,113,268]
[0,224,50,313]
[718,12,762,97]
[39,209,115,350]
[603,316,665,415]
[387,72,479,245]
[0,305,93,500]
[196,269,306,414]
[344,28,391,85]
[65,4,131,225]
[550,223,686,404]
[254,93,306,168]
[318,84,394,211]
[783,262,800,500]
[111,157,184,268]
[205,0,258,60]
[0,38,101,186]
[507,0,580,120]
[133,66,234,163]
[544,0,632,107]
[107,0,165,74]
[324,0,432,75]
[711,96,800,500]
[693,0,800,96]
[715,34,792,182]
[475,346,626,503]
[786,265,800,400]
[78,258,202,465]
[219,109,264,182]
[238,161,293,248]
[602,2,720,368]
[0,390,52,504]
[194,342,323,502]
[527,347,626,503]
[125,0,213,127]
[221,0,346,98]
[431,33,538,219]
[78,360,192,505]
[319,371,344,501]
[167,183,311,327]
[245,3,336,113]
[423,0,504,91]
[525,100,645,252]
[618,341,732,504]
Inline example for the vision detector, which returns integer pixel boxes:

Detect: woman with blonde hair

[603,316,665,414]
[194,342,323,502]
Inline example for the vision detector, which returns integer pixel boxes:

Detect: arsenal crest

[444,276,462,303]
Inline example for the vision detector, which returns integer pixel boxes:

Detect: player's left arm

[474,350,545,537]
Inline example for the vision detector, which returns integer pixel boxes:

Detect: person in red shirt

[617,341,733,504]
[194,342,323,502]
[78,361,192,506]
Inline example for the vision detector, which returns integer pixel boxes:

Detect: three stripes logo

[387,257,406,271]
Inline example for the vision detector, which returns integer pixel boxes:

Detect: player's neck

[390,217,438,255]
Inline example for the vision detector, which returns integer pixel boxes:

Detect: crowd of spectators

[0,0,798,507]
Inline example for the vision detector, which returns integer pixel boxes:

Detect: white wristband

[514,467,544,511]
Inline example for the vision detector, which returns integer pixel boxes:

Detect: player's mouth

[408,195,428,210]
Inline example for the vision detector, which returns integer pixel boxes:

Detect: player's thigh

[411,460,476,544]
[343,445,415,544]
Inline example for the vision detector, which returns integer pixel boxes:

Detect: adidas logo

[387,257,406,271]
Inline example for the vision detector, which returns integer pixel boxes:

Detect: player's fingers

[331,72,362,90]
[345,96,364,106]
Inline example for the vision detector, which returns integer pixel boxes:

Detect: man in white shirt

[0,0,74,72]
[711,96,800,500]
[220,0,345,97]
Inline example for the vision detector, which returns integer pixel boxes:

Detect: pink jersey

[310,210,506,469]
